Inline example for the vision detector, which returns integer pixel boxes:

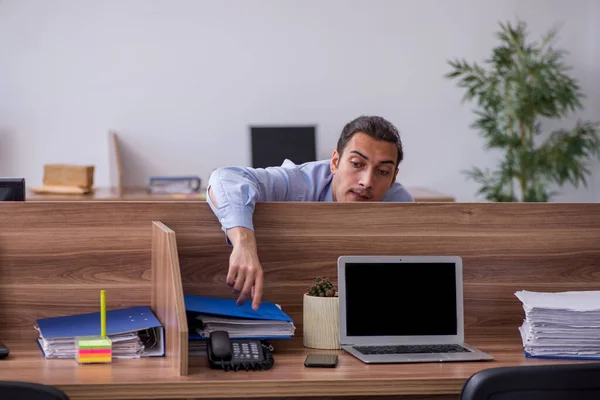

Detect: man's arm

[208,186,264,309]
[207,165,296,233]
[206,165,298,310]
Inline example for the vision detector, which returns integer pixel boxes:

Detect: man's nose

[359,169,374,188]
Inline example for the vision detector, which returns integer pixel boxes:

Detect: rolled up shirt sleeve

[206,165,296,234]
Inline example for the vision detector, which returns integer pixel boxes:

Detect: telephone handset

[207,330,274,371]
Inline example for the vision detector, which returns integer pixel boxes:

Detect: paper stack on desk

[516,290,600,359]
[191,313,295,338]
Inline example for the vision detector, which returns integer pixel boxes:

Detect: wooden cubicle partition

[0,206,189,368]
[152,221,188,376]
[0,201,599,400]
[173,202,600,341]
[1,201,599,342]
[0,205,150,340]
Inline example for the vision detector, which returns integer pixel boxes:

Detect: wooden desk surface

[0,337,593,400]
[26,186,455,202]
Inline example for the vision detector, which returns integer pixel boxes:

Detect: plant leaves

[446,19,600,201]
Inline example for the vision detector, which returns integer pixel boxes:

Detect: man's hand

[226,227,264,311]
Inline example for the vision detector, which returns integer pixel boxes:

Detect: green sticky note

[76,336,112,349]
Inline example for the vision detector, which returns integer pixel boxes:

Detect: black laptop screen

[345,262,458,336]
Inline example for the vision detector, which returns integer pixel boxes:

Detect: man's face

[330,132,399,202]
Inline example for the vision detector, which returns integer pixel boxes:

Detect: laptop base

[342,343,494,364]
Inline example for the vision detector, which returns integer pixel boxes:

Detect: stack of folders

[147,176,201,194]
[516,290,600,359]
[185,294,295,355]
[35,306,165,359]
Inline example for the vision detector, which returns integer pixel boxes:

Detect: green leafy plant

[446,20,600,202]
[307,277,337,297]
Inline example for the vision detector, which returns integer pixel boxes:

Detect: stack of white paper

[188,340,207,356]
[515,290,600,359]
[193,313,296,339]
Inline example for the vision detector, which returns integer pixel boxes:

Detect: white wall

[0,0,598,201]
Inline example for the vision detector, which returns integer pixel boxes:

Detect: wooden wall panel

[0,285,150,339]
[1,202,599,344]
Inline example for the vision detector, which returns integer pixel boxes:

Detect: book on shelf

[147,176,202,194]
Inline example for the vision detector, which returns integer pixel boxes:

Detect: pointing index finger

[252,270,264,311]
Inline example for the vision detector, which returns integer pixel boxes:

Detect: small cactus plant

[307,277,338,297]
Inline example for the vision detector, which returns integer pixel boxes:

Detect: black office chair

[0,381,69,400]
[460,362,600,400]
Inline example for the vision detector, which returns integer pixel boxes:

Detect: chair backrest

[0,381,69,400]
[460,363,600,400]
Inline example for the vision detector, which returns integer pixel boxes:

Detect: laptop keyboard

[353,344,471,355]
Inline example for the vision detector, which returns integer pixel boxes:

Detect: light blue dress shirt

[206,159,414,233]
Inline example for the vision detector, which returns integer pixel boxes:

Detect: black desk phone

[207,330,274,371]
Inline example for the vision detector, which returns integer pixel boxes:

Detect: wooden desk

[0,202,598,400]
[407,186,456,202]
[26,186,455,202]
[0,338,593,400]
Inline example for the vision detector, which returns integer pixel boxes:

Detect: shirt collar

[323,180,333,202]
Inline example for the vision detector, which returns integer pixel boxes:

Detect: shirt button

[221,218,225,222]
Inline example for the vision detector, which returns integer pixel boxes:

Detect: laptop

[337,255,494,364]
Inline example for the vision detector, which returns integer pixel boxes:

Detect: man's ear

[390,167,399,188]
[330,150,340,174]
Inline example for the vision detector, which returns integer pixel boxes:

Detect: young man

[207,115,413,310]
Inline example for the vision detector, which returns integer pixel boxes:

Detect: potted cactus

[303,277,340,349]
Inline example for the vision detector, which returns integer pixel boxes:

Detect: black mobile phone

[0,341,9,359]
[304,353,338,368]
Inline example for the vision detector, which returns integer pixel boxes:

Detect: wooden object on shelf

[108,130,124,197]
[43,164,95,188]
[32,163,96,195]
[409,186,455,202]
[29,185,93,195]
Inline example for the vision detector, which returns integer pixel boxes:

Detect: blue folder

[37,306,162,338]
[525,351,600,360]
[184,294,293,322]
[184,294,294,340]
[36,306,165,357]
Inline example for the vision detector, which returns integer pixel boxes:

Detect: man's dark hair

[336,115,404,166]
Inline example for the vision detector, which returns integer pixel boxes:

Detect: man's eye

[351,161,360,168]
[379,169,389,175]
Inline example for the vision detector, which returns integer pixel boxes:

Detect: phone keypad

[232,341,264,362]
